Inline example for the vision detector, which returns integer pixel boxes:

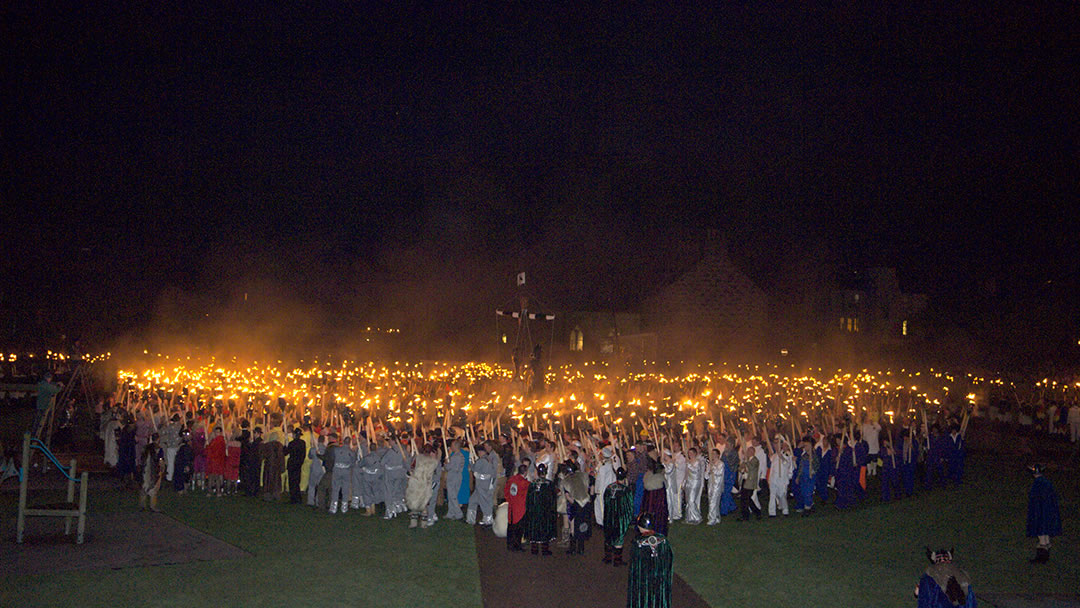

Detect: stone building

[639,243,769,361]
[832,267,928,345]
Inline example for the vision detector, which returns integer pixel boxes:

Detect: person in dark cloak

[925,424,947,490]
[174,428,194,493]
[1026,463,1062,563]
[241,427,262,496]
[947,423,965,486]
[116,415,137,488]
[285,427,306,503]
[834,435,859,509]
[814,436,834,504]
[640,458,669,536]
[561,459,592,555]
[260,424,286,501]
[603,466,634,567]
[139,433,164,512]
[626,511,673,608]
[523,462,557,555]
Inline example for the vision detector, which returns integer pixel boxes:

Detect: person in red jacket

[205,426,227,497]
[504,464,530,552]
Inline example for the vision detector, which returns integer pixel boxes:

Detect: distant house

[831,267,928,345]
[639,243,769,361]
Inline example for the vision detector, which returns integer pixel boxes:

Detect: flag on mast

[516,272,526,286]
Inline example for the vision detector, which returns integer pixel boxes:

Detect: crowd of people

[0,359,1067,608]
[94,389,987,565]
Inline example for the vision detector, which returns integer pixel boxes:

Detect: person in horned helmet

[914,548,975,607]
[560,458,592,555]
[523,462,557,555]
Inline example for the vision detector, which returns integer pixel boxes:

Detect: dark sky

[2,4,1078,350]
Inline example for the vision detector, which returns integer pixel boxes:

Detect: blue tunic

[947,434,964,485]
[632,472,645,517]
[720,459,737,516]
[925,434,948,489]
[457,449,472,505]
[814,447,833,501]
[880,451,898,502]
[834,446,858,509]
[795,453,814,509]
[853,441,869,501]
[1027,475,1062,538]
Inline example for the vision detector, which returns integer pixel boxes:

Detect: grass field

[1,485,482,608]
[668,454,1078,608]
[1,453,1075,607]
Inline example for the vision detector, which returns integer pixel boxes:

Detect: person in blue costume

[795,437,815,515]
[914,548,976,608]
[900,427,919,497]
[879,436,900,502]
[947,423,965,486]
[628,448,647,517]
[1026,463,1062,563]
[719,436,739,516]
[834,432,859,509]
[925,424,947,490]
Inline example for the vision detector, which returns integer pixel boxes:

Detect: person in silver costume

[706,446,726,525]
[682,446,706,524]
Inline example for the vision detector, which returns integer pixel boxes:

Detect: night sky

[3,4,1078,358]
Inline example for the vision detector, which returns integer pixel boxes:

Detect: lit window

[902,320,908,337]
[570,327,584,352]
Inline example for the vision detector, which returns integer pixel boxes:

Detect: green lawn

[668,455,1078,608]
[2,454,1074,608]
[1,486,482,608]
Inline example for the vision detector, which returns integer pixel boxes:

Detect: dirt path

[474,525,710,608]
[3,512,249,575]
